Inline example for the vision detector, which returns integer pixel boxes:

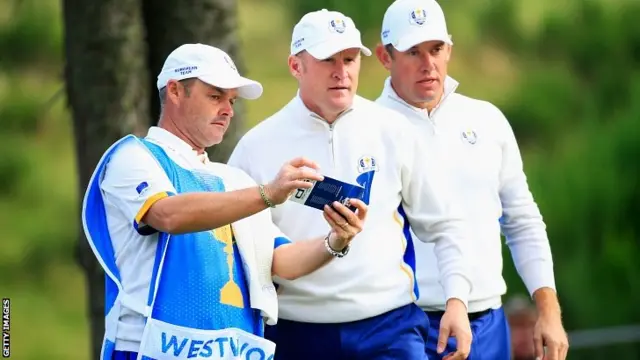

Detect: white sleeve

[399,129,473,306]
[496,110,556,295]
[100,140,177,235]
[227,138,252,178]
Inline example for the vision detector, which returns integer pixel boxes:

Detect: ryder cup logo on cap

[290,9,372,60]
[156,43,263,100]
[381,0,452,52]
[329,18,346,33]
[409,8,427,26]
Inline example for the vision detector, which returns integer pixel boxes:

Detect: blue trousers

[265,303,429,360]
[425,307,511,360]
[112,351,138,360]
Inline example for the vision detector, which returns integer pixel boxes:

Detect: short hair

[384,39,451,60]
[157,78,197,123]
[384,44,396,59]
[158,78,196,111]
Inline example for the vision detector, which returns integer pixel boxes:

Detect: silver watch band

[324,232,350,258]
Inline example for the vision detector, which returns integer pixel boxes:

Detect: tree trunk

[62,0,150,358]
[142,0,246,163]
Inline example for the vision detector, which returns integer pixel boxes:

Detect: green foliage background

[0,0,638,358]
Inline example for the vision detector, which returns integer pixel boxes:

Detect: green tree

[142,0,247,162]
[62,0,149,356]
[479,1,640,358]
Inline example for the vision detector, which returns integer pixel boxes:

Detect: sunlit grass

[8,262,88,360]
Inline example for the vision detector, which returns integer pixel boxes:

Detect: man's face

[290,48,361,120]
[377,40,451,109]
[168,79,237,148]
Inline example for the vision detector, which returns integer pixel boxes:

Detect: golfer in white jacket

[229,8,474,360]
[374,1,568,359]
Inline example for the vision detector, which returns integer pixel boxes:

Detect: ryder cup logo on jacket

[329,18,346,33]
[357,156,378,173]
[461,130,478,145]
[409,8,427,26]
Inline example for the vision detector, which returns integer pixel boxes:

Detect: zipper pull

[425,111,438,135]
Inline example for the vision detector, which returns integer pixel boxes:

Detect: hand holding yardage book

[259,157,369,256]
[289,175,366,212]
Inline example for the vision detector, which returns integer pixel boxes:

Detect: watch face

[333,244,350,258]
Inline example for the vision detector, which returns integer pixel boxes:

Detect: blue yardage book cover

[289,175,365,212]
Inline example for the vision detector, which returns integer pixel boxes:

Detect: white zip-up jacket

[376,77,556,313]
[228,93,472,323]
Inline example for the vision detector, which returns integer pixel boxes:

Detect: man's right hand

[263,157,324,205]
[439,298,472,359]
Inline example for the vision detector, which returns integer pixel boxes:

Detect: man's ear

[166,80,181,104]
[288,54,303,79]
[375,43,393,70]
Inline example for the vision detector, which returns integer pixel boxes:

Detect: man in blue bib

[82,43,368,360]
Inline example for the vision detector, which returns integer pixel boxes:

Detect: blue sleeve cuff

[273,236,291,249]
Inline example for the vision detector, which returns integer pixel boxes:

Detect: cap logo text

[292,37,305,50]
[174,66,198,76]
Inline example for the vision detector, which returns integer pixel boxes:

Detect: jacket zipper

[424,111,438,135]
[328,123,335,168]
[311,111,347,169]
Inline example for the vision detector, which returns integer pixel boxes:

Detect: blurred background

[0,0,639,359]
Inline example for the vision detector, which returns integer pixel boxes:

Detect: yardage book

[289,175,366,212]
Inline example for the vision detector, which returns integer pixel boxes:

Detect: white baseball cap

[156,43,263,100]
[381,0,452,52]
[290,9,372,60]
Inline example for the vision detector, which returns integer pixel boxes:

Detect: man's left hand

[323,199,367,250]
[533,310,569,360]
[438,298,472,359]
[533,288,569,360]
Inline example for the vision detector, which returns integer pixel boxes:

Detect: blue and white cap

[381,0,452,52]
[156,43,263,100]
[290,9,372,60]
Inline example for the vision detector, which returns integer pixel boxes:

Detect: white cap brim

[306,39,372,60]
[393,31,452,52]
[198,74,263,100]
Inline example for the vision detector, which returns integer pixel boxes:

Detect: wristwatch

[324,232,350,258]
